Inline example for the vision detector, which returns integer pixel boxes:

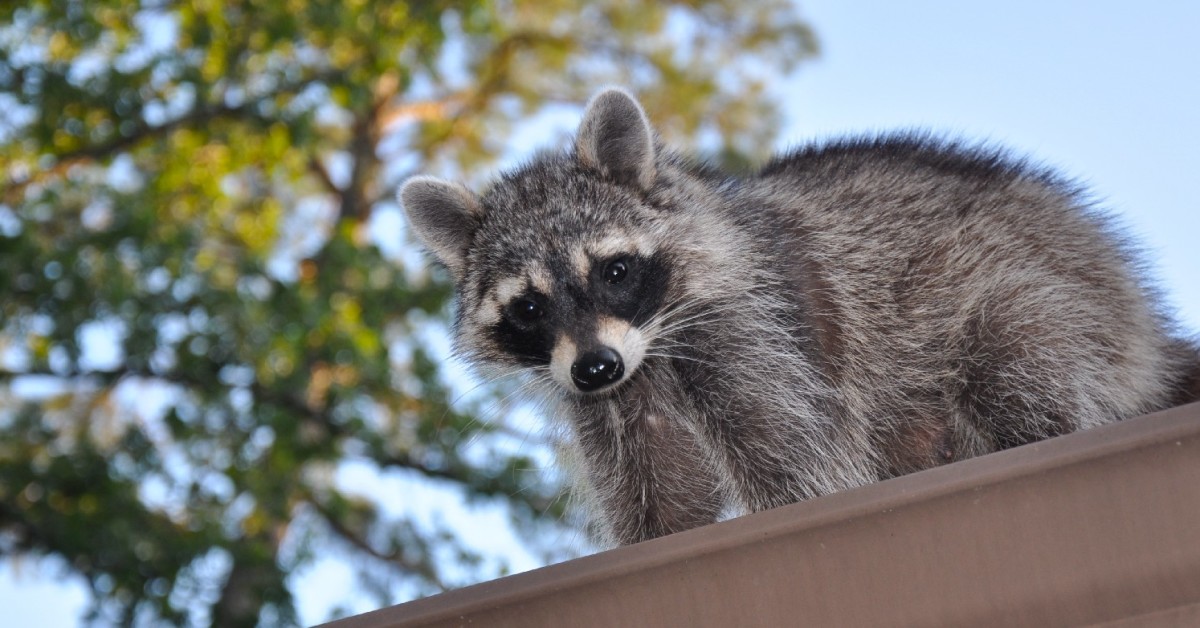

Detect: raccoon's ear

[399,175,483,275]
[575,88,656,190]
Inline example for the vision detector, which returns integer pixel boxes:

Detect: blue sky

[2,1,1197,625]
[777,1,1199,331]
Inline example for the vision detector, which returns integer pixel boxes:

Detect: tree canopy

[0,1,817,625]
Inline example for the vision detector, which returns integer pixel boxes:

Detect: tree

[0,1,817,624]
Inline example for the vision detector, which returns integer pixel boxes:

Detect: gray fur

[400,88,1200,546]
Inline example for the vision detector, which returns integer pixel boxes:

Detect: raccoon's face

[460,223,674,393]
[400,88,677,394]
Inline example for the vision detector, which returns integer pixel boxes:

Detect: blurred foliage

[0,0,816,625]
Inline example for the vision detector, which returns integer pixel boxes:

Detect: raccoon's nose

[571,347,625,392]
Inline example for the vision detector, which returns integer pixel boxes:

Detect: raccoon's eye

[603,259,628,285]
[511,298,543,323]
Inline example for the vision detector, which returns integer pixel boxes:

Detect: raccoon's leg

[874,390,962,477]
[691,393,880,512]
[668,353,879,513]
[571,372,728,545]
[951,299,1126,451]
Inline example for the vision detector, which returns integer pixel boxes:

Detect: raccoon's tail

[1168,337,1200,407]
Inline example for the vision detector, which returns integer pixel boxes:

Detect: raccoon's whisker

[643,292,703,320]
[642,352,717,367]
[651,308,734,337]
[445,368,525,411]
[457,387,536,452]
[425,367,530,442]
[625,297,656,344]
[653,297,750,329]
[642,342,706,355]
[457,369,556,451]
[654,302,719,326]
[654,297,776,336]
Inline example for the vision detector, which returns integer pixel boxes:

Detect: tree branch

[308,155,340,196]
[378,98,457,132]
[306,497,449,592]
[2,101,250,206]
[3,70,343,205]
[0,366,509,492]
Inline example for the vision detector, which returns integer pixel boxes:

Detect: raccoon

[400,88,1200,546]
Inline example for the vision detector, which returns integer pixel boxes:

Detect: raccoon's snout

[571,347,625,392]
[549,319,644,393]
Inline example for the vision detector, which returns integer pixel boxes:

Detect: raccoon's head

[400,88,680,395]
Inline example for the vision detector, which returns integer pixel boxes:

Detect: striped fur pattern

[400,88,1200,546]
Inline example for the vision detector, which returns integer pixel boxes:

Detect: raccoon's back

[757,134,1142,319]
[759,134,1105,251]
[753,134,1191,426]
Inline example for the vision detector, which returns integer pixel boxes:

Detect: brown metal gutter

[322,402,1200,627]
